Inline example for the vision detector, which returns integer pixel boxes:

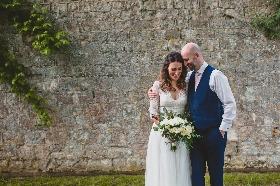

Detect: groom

[148,42,236,186]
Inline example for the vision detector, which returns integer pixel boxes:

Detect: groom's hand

[220,130,226,138]
[148,88,157,100]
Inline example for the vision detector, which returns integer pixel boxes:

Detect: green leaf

[33,4,39,9]
[153,127,158,131]
[32,26,41,32]
[47,120,51,126]
[17,72,25,77]
[55,42,61,48]
[36,17,44,22]
[42,22,52,28]
[5,62,10,67]
[21,26,30,32]
[11,78,16,85]
[23,20,32,26]
[41,9,48,14]
[14,22,20,28]
[60,39,70,45]
[31,13,38,18]
[41,48,51,55]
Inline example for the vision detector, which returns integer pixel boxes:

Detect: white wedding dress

[145,81,192,186]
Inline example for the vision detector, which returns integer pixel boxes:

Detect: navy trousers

[190,126,227,186]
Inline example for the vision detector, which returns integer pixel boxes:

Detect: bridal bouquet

[153,107,200,153]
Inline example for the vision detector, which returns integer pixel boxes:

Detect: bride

[145,52,192,186]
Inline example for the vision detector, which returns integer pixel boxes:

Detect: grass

[0,172,280,186]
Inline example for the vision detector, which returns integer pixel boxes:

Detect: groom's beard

[187,64,195,71]
[187,58,199,71]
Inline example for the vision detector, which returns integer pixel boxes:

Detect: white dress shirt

[186,62,236,132]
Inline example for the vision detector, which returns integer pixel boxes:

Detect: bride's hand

[152,115,159,125]
[148,88,157,100]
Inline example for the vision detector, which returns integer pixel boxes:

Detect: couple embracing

[145,42,236,186]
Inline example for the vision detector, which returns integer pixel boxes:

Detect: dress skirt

[145,124,192,186]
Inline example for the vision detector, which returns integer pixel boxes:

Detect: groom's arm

[210,70,236,134]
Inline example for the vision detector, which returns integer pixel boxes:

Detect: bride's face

[168,62,182,82]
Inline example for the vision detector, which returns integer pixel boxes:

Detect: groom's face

[182,52,198,71]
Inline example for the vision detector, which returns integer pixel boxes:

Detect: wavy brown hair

[158,52,187,92]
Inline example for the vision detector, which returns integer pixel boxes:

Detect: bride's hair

[158,52,187,92]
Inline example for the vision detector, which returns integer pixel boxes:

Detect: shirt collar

[197,61,208,74]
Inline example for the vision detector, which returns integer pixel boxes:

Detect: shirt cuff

[219,122,232,132]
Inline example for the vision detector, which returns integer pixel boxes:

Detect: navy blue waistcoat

[188,65,224,130]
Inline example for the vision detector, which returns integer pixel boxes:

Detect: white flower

[175,128,181,134]
[181,130,189,136]
[179,127,185,133]
[185,125,193,133]
[176,117,185,124]
[161,118,170,125]
[172,117,179,123]
[169,118,176,126]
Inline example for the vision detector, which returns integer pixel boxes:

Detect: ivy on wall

[0,0,70,126]
[252,0,280,40]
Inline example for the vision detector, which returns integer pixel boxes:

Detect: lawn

[1,172,280,186]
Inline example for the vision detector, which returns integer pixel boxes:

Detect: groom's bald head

[181,42,204,71]
[181,42,202,56]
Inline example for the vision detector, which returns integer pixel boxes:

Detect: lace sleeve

[149,81,160,118]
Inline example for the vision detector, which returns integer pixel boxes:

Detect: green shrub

[252,0,280,40]
[0,0,70,126]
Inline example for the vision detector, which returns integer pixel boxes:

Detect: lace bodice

[149,81,187,117]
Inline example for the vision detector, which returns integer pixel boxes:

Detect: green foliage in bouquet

[153,107,201,153]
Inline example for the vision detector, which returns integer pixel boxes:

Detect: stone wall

[0,0,279,177]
